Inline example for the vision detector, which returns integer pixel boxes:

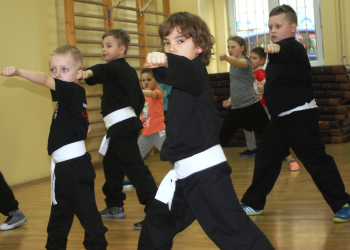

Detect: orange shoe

[289,160,300,171]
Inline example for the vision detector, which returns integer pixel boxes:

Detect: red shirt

[253,68,266,108]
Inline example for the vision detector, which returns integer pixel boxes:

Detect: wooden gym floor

[1,144,350,250]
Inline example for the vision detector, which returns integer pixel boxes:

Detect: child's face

[141,72,158,90]
[268,13,296,43]
[250,52,265,70]
[102,36,125,62]
[227,40,244,58]
[162,28,203,60]
[49,54,82,83]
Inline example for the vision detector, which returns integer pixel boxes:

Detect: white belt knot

[155,145,226,210]
[50,140,86,205]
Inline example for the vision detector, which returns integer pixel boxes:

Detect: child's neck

[107,55,125,62]
[253,65,263,72]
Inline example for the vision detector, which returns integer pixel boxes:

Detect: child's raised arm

[218,53,248,68]
[1,67,55,90]
[142,90,158,99]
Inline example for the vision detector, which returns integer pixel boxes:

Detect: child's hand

[0,67,20,77]
[257,81,265,93]
[80,70,93,81]
[222,99,231,108]
[218,53,228,61]
[144,52,168,68]
[265,44,280,54]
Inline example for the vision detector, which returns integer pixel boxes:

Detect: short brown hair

[250,47,266,60]
[269,4,297,25]
[227,36,247,56]
[50,45,83,69]
[141,68,154,76]
[158,12,215,66]
[102,29,131,55]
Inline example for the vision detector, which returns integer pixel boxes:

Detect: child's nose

[169,44,176,53]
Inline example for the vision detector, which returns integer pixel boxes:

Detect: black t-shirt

[264,37,314,116]
[153,53,221,162]
[47,79,89,155]
[85,58,144,137]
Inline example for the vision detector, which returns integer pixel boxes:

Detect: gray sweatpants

[138,129,166,159]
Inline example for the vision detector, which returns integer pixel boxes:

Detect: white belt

[50,140,86,205]
[155,145,226,210]
[99,107,137,155]
[278,99,318,117]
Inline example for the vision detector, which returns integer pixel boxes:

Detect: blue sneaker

[239,149,256,157]
[241,204,263,215]
[333,204,350,223]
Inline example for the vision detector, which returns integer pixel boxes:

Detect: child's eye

[50,68,56,73]
[62,68,68,72]
[276,25,281,28]
[269,26,272,30]
[107,45,111,48]
[178,40,184,44]
[163,41,169,46]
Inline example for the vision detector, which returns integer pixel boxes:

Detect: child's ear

[196,47,203,54]
[291,23,297,33]
[120,45,126,54]
[76,69,83,80]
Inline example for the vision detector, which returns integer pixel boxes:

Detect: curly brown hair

[158,12,215,66]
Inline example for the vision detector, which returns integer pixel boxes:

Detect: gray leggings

[138,129,166,159]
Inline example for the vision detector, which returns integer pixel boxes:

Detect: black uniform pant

[102,128,157,209]
[138,162,274,250]
[46,153,108,250]
[0,171,19,216]
[219,101,293,158]
[219,101,269,147]
[241,108,350,213]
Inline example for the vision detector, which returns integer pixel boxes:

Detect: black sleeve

[50,79,76,104]
[85,62,121,86]
[162,53,203,96]
[152,67,167,83]
[268,40,304,64]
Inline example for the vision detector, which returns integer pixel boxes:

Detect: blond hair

[50,45,83,69]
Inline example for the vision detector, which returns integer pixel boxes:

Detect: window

[227,0,324,66]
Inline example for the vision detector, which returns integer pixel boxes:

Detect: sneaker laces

[3,216,14,224]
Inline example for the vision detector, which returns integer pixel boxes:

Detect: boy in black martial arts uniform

[81,29,157,229]
[137,12,274,250]
[1,45,108,250]
[240,4,350,223]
